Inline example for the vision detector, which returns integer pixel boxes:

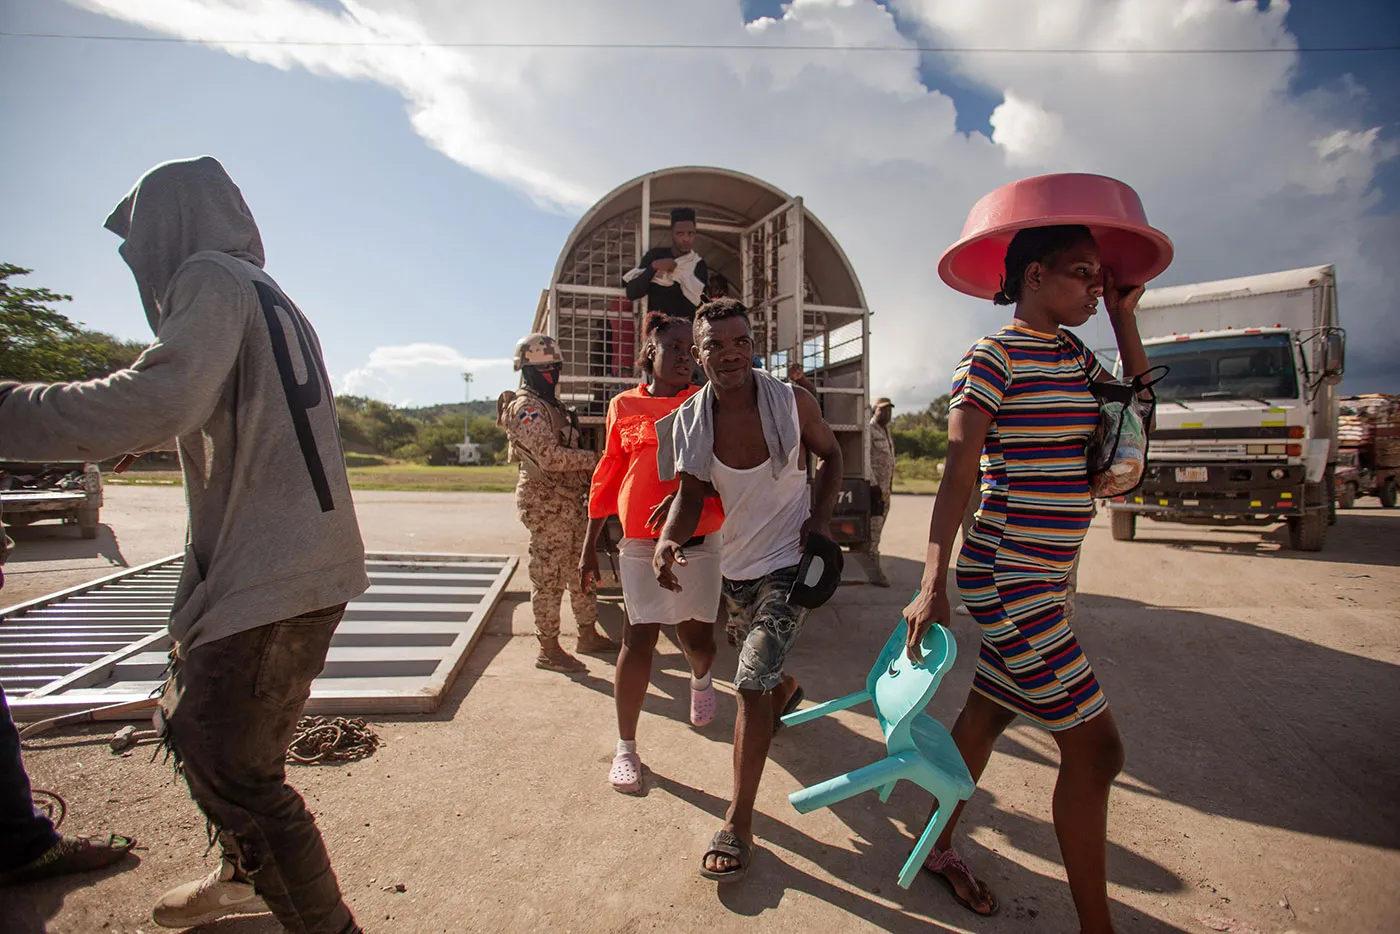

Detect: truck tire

[1287,509,1327,551]
[1326,469,1337,526]
[1337,482,1356,510]
[1381,479,1398,509]
[76,507,100,539]
[1110,509,1136,542]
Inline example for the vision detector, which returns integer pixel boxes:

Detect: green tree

[0,264,79,380]
[468,415,507,464]
[891,427,948,460]
[334,398,419,456]
[400,414,468,465]
[394,414,511,466]
[70,329,148,379]
[0,264,151,382]
[925,393,951,430]
[335,395,375,450]
[891,393,951,432]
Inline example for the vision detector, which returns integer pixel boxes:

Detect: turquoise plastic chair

[781,620,975,889]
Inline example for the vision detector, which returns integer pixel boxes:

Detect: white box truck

[1106,264,1346,551]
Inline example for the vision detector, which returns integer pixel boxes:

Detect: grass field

[103,470,183,486]
[106,464,521,493]
[346,464,519,492]
[108,457,942,496]
[892,457,942,495]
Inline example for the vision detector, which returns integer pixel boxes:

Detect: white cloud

[989,93,1064,167]
[339,343,511,405]
[74,0,1399,399]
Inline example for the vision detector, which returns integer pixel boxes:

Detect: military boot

[868,554,891,588]
[576,625,621,656]
[536,635,587,673]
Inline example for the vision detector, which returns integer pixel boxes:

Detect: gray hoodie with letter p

[0,156,369,652]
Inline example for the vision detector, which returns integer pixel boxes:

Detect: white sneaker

[954,604,971,616]
[151,855,269,928]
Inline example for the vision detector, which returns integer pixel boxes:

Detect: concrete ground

[2,487,1398,933]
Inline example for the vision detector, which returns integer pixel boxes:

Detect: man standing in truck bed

[623,207,708,320]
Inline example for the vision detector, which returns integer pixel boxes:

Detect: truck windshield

[1143,333,1299,402]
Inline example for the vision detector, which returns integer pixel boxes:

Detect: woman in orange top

[581,312,725,795]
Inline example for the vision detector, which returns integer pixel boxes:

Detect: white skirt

[618,536,722,626]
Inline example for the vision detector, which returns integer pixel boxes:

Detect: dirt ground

[2,486,1398,933]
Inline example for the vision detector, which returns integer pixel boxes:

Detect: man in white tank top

[653,299,845,883]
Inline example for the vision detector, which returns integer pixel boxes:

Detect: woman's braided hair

[992,224,1095,306]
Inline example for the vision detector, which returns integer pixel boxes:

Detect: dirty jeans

[0,686,61,872]
[160,606,357,934]
[722,565,809,693]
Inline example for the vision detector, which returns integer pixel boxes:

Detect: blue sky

[2,0,1397,406]
[1,1,573,405]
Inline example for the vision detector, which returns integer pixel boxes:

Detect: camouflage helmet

[513,333,564,371]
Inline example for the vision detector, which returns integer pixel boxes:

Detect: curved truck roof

[549,165,869,311]
[1138,264,1334,310]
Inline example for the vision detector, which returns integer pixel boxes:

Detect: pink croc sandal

[609,751,643,794]
[690,682,717,728]
[923,846,1000,916]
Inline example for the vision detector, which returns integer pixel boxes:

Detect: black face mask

[522,365,560,401]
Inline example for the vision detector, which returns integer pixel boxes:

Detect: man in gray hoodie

[0,157,367,933]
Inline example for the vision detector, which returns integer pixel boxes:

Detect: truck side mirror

[1323,329,1346,383]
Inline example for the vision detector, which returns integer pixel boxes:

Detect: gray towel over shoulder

[656,369,800,483]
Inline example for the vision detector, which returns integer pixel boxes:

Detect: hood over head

[105,156,264,332]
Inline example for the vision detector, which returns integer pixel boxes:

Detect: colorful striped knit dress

[951,324,1108,730]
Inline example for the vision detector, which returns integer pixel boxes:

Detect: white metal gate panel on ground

[1,552,517,720]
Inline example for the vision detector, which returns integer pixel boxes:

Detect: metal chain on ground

[286,716,380,764]
[31,789,67,829]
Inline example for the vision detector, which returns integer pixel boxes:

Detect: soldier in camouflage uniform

[864,397,896,587]
[499,333,620,672]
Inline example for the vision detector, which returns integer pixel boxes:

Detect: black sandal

[772,685,805,734]
[699,829,751,883]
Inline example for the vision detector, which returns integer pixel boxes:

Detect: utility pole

[462,371,473,445]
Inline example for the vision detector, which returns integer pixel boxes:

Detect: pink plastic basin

[938,173,1174,300]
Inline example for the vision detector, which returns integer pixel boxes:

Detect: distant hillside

[336,395,507,465]
[400,400,501,422]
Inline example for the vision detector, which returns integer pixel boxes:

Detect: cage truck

[535,166,877,554]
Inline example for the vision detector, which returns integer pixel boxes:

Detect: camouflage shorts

[723,564,807,693]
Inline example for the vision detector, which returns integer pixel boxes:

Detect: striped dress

[951,324,1107,730]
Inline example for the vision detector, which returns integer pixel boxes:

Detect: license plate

[1175,467,1209,483]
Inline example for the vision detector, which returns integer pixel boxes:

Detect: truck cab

[1107,265,1345,551]
[536,166,875,551]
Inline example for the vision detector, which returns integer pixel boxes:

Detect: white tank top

[710,392,810,581]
